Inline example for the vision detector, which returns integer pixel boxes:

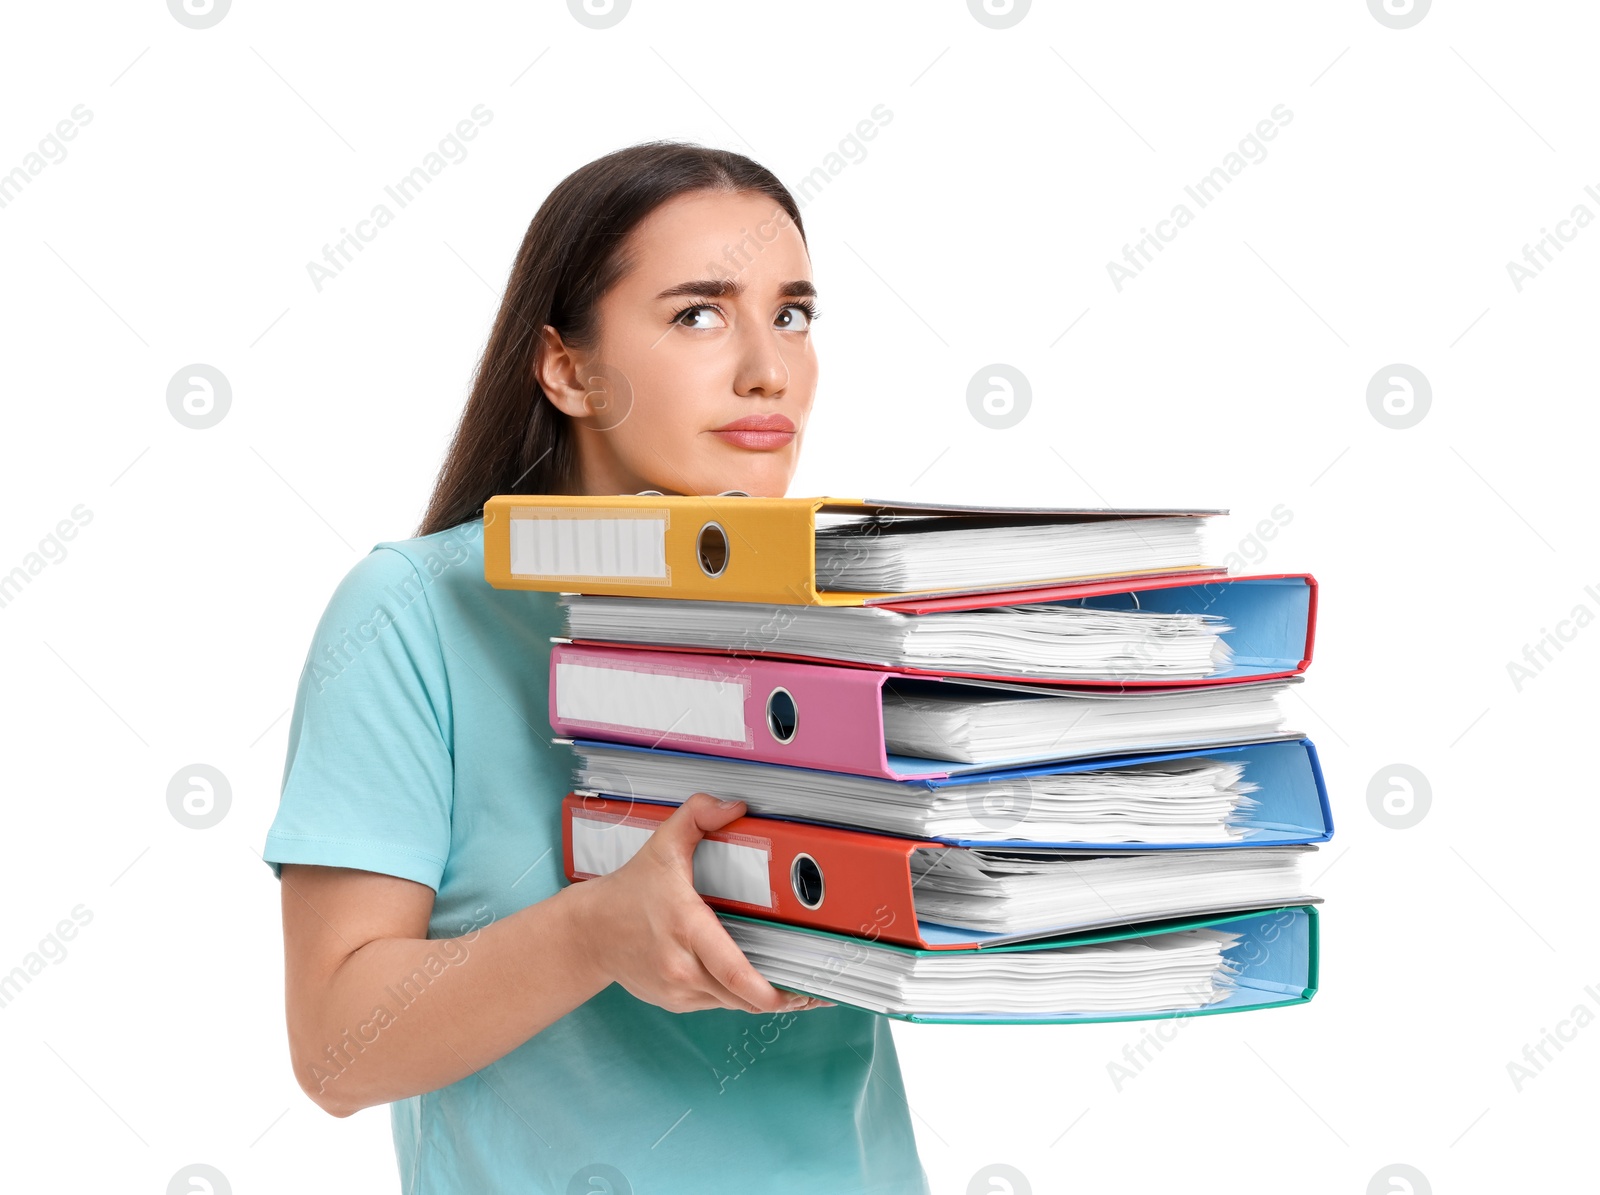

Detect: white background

[2,1,1595,1192]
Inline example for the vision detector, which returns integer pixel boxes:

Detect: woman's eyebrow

[655,279,817,301]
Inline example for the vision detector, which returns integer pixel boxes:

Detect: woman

[263,142,931,1194]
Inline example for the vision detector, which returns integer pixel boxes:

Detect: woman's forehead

[619,190,810,290]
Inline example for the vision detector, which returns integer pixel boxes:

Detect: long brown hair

[415,141,806,537]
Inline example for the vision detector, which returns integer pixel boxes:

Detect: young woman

[264,143,931,1194]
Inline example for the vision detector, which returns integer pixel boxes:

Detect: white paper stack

[570,740,1264,844]
[560,595,1233,680]
[905,846,1312,935]
[812,515,1210,592]
[881,681,1291,764]
[721,917,1241,1016]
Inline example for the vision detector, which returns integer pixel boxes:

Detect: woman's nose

[732,320,790,398]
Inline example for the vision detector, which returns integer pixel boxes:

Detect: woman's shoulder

[345,516,561,638]
[317,519,485,623]
[319,516,563,654]
[368,518,485,589]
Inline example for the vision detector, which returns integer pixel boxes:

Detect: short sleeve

[262,546,455,889]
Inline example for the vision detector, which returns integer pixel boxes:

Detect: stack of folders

[483,494,1329,1025]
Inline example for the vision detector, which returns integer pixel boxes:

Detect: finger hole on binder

[697,521,729,577]
[765,687,798,744]
[790,853,824,909]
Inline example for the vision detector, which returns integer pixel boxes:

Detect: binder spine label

[554,658,754,747]
[570,811,774,907]
[508,506,672,585]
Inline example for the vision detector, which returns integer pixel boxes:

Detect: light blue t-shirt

[263,518,930,1194]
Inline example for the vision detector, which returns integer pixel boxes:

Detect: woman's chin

[684,480,789,498]
[675,455,795,498]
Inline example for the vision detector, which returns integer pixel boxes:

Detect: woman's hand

[569,792,833,1015]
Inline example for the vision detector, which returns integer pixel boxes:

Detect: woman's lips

[710,415,795,451]
[710,428,795,450]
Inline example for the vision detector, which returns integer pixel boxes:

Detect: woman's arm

[283,793,823,1117]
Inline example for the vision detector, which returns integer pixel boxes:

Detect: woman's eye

[674,305,727,329]
[775,304,813,331]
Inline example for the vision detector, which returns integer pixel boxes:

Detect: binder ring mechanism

[1068,591,1142,611]
[790,852,824,909]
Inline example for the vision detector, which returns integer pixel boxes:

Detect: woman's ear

[535,325,589,417]
[536,325,635,432]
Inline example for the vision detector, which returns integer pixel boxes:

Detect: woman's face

[538,188,818,497]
